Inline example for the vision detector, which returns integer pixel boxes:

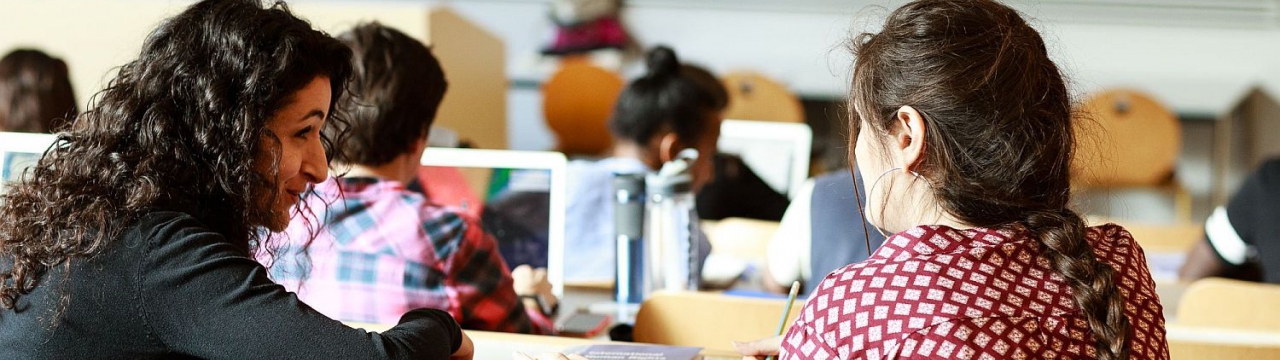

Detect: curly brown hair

[0,0,352,312]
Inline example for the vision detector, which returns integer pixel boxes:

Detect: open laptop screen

[414,147,567,297]
[415,166,553,269]
[717,120,812,199]
[0,132,56,193]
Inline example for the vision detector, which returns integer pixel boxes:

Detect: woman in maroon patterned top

[736,0,1169,359]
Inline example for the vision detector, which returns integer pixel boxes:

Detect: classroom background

[4,0,1280,358]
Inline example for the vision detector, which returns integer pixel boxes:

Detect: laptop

[717,120,813,199]
[416,147,568,298]
[0,132,57,191]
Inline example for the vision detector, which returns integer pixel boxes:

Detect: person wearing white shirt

[765,168,886,294]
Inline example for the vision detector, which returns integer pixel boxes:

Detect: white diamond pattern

[779,224,1169,359]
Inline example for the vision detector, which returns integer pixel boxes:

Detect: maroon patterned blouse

[780,224,1168,359]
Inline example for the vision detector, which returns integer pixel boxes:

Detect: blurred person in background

[264,22,557,335]
[0,48,77,133]
[1180,158,1280,283]
[563,46,723,284]
[763,168,885,295]
[0,49,79,185]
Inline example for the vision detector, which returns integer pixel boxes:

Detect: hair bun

[644,45,680,78]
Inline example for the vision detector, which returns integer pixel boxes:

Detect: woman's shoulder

[1085,223,1159,289]
[1083,223,1146,267]
[120,211,234,257]
[130,211,218,238]
[1086,223,1136,244]
[872,225,1029,260]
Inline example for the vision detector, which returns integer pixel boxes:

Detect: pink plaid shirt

[261,177,554,335]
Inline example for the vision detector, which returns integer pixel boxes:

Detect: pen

[766,281,801,360]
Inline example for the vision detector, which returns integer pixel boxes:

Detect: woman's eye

[294,126,313,139]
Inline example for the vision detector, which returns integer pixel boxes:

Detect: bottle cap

[646,149,697,196]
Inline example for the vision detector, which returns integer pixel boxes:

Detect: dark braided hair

[848,0,1131,358]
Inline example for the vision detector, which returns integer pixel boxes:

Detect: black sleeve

[1224,158,1280,247]
[137,214,460,360]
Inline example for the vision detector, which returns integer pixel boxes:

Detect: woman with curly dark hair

[0,1,472,359]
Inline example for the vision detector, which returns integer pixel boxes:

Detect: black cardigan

[0,211,461,359]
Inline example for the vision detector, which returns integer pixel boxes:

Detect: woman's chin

[263,211,290,232]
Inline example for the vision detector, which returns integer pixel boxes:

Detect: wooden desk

[350,321,1280,359]
[345,322,740,359]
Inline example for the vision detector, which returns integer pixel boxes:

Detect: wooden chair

[703,217,779,265]
[542,60,624,157]
[1074,89,1181,187]
[633,291,803,353]
[1168,338,1280,360]
[1177,278,1280,331]
[1167,323,1280,359]
[720,71,805,123]
[1090,218,1202,253]
[1072,89,1191,222]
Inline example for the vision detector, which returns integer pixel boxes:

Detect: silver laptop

[717,119,813,199]
[417,147,568,298]
[0,132,56,192]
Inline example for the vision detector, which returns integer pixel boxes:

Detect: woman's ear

[412,133,429,155]
[657,132,681,164]
[893,106,928,172]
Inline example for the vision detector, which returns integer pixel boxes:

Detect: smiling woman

[255,76,333,232]
[0,0,471,359]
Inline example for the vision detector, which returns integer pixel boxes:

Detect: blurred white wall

[2,0,1273,221]
[444,1,1280,114]
[0,0,430,106]
[2,0,1277,146]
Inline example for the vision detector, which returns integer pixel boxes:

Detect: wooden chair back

[634,291,803,353]
[542,61,624,157]
[1177,278,1280,331]
[721,71,804,123]
[1073,89,1181,187]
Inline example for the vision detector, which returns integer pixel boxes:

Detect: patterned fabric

[780,224,1168,359]
[261,177,554,335]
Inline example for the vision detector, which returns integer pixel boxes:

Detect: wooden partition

[423,8,508,149]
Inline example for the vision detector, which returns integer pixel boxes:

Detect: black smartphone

[558,312,612,338]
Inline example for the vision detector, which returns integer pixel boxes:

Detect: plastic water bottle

[644,149,701,292]
[613,173,646,313]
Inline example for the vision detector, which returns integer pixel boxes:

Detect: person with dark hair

[0,48,77,133]
[737,0,1168,359]
[1180,158,1280,283]
[0,1,471,359]
[262,22,556,335]
[563,46,725,283]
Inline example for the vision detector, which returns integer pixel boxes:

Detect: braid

[1025,209,1131,360]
